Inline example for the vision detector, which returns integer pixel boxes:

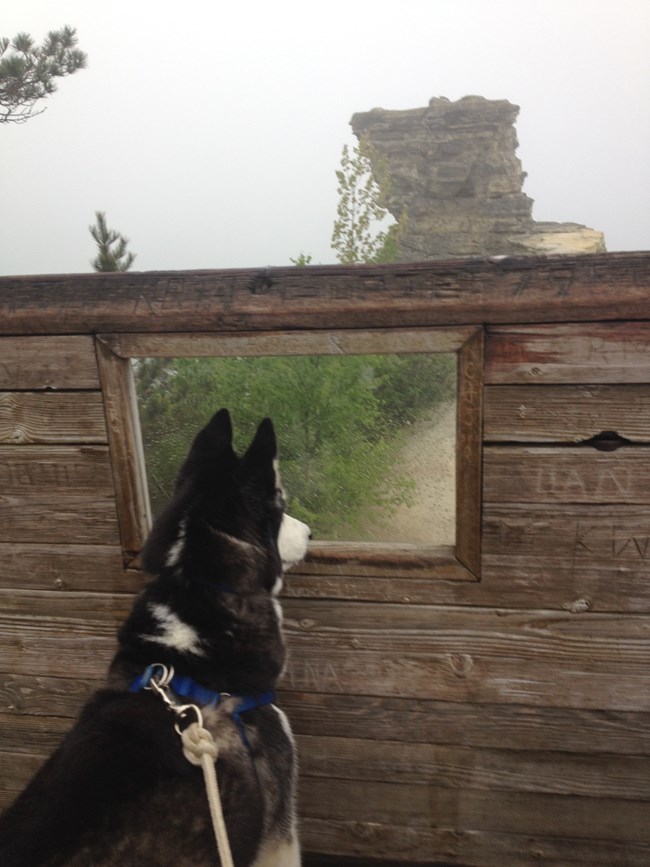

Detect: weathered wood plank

[6,716,643,801]
[0,445,113,492]
[0,589,132,624]
[0,627,116,678]
[0,544,141,593]
[288,644,650,709]
[0,392,107,444]
[1,602,648,709]
[300,778,650,842]
[0,494,120,544]
[455,327,483,575]
[1,253,649,335]
[101,326,477,359]
[0,712,71,754]
[3,683,648,757]
[0,672,100,717]
[284,558,650,613]
[482,504,650,614]
[279,601,650,710]
[1,675,648,757]
[483,445,650,504]
[0,336,100,389]
[0,445,120,544]
[96,339,151,563]
[296,734,650,800]
[484,384,650,442]
[280,693,650,755]
[300,544,473,580]
[486,322,650,384]
[483,503,650,560]
[302,819,650,867]
[481,554,650,613]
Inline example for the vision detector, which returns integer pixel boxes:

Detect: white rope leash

[141,665,235,867]
[181,722,234,867]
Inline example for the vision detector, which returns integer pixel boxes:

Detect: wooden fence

[1,251,649,866]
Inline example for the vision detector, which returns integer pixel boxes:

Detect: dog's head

[141,408,311,593]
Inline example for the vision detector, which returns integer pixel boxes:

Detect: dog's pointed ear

[192,408,234,454]
[245,417,277,466]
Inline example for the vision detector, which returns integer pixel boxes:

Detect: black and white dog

[0,409,311,866]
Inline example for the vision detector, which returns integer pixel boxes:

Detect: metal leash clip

[144,663,204,733]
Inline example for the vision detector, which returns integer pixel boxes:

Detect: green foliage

[290,252,313,266]
[89,211,136,272]
[0,26,87,124]
[372,354,456,430]
[136,355,434,537]
[331,134,406,265]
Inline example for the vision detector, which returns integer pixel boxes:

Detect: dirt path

[389,399,456,545]
[358,399,456,545]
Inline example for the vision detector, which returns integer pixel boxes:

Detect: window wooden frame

[96,325,483,581]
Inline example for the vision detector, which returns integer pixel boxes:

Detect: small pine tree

[331,134,406,265]
[290,252,313,266]
[0,26,87,124]
[89,211,136,272]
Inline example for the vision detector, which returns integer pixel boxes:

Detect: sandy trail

[358,399,456,545]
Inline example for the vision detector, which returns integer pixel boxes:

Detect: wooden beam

[95,338,151,564]
[1,252,649,335]
[99,326,476,359]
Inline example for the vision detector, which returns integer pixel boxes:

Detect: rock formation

[351,95,605,259]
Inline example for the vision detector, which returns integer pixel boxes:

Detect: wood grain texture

[486,322,650,384]
[279,692,650,755]
[1,253,649,335]
[3,684,649,756]
[101,326,476,359]
[455,328,483,575]
[284,568,650,612]
[0,392,107,444]
[0,336,100,389]
[300,778,650,842]
[0,544,141,593]
[296,734,650,800]
[0,445,113,492]
[96,339,151,562]
[280,600,650,710]
[0,672,100,718]
[299,544,474,580]
[484,383,650,443]
[483,445,650,504]
[0,494,120,544]
[301,819,650,867]
[0,445,120,543]
[4,714,646,801]
[0,712,71,754]
[1,596,648,709]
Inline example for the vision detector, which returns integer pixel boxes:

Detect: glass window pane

[133,353,456,546]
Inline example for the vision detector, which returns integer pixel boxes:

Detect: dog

[0,408,311,866]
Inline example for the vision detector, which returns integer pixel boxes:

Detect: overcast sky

[1,0,648,275]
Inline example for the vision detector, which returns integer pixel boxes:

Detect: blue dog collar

[130,664,275,717]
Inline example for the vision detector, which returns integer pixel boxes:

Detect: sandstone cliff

[351,95,605,259]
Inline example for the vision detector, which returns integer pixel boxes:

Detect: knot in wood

[447,653,474,677]
[299,618,316,631]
